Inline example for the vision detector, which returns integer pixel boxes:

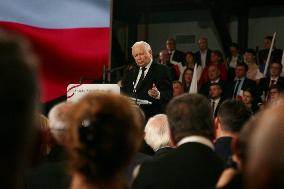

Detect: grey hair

[48,101,73,144]
[132,41,152,52]
[144,114,172,151]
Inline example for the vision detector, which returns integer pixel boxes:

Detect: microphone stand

[132,82,138,105]
[104,65,128,83]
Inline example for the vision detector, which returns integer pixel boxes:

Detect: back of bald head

[246,98,284,189]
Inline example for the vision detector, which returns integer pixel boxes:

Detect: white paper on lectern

[129,97,152,105]
[67,84,120,102]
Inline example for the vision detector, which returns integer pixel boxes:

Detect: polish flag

[0,0,111,102]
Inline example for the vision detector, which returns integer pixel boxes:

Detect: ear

[149,49,153,55]
[169,129,177,147]
[214,117,220,130]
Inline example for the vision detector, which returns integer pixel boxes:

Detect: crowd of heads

[2,28,284,189]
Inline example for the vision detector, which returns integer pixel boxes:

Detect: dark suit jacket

[132,142,224,189]
[126,152,152,181]
[195,49,212,67]
[25,161,70,189]
[154,147,173,159]
[25,145,70,189]
[257,76,284,97]
[210,97,224,117]
[214,136,233,163]
[200,80,227,98]
[171,50,185,66]
[121,62,173,119]
[259,48,283,66]
[225,78,256,99]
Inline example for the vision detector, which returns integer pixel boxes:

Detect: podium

[67,84,120,102]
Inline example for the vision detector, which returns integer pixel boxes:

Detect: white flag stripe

[0,0,110,28]
[281,50,284,76]
[189,64,198,94]
[263,32,276,76]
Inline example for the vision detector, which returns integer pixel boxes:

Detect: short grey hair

[132,41,152,52]
[144,114,172,151]
[48,101,73,144]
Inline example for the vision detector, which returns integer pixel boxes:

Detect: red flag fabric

[0,0,111,102]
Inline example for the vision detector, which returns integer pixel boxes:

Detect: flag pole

[189,64,198,94]
[263,32,276,76]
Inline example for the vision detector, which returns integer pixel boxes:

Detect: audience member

[243,49,263,81]
[245,98,284,189]
[29,114,52,167]
[195,37,212,68]
[225,62,256,99]
[241,88,259,114]
[132,94,224,189]
[0,30,38,189]
[172,80,184,97]
[216,113,259,189]
[127,105,152,181]
[200,64,226,98]
[227,43,243,81]
[181,68,193,92]
[144,114,174,157]
[258,35,283,73]
[159,49,179,80]
[266,84,284,104]
[68,92,143,189]
[26,102,74,189]
[200,50,228,84]
[209,83,224,117]
[166,38,185,66]
[214,100,252,163]
[180,51,202,81]
[257,62,284,100]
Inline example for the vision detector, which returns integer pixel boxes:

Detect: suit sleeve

[156,64,173,107]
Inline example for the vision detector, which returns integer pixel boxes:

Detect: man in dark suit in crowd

[209,83,224,117]
[132,94,224,189]
[166,38,185,66]
[0,31,38,189]
[200,64,227,98]
[257,62,284,100]
[195,37,212,68]
[121,41,172,119]
[159,49,179,81]
[258,35,283,73]
[225,62,256,99]
[214,100,252,163]
[227,42,243,81]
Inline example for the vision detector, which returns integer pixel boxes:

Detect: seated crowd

[165,37,284,115]
[2,28,284,189]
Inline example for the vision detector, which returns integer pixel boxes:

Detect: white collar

[211,78,220,83]
[177,135,214,150]
[141,59,152,70]
[270,76,279,81]
[211,97,221,102]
